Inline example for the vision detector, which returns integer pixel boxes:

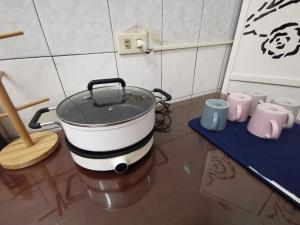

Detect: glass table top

[0,93,299,225]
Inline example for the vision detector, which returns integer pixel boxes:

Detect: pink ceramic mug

[227,93,252,122]
[247,103,292,139]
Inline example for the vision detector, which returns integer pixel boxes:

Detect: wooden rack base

[0,131,59,170]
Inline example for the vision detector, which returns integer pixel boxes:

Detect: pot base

[65,133,154,172]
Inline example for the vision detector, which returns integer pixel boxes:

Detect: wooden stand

[0,30,59,170]
[0,71,59,170]
[0,31,24,40]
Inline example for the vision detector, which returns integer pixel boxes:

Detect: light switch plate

[117,32,148,55]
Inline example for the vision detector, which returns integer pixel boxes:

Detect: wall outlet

[117,32,148,55]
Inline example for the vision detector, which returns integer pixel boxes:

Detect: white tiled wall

[193,0,238,95]
[0,0,50,59]
[34,0,114,55]
[0,0,242,138]
[54,53,118,96]
[162,0,203,99]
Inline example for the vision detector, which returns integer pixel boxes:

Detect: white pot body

[60,107,155,151]
[70,135,153,171]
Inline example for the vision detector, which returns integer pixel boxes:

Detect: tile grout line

[191,47,200,97]
[191,0,205,97]
[160,0,163,90]
[257,192,273,216]
[0,55,52,61]
[50,58,67,97]
[0,51,118,62]
[216,0,239,89]
[32,0,66,97]
[106,0,120,78]
[196,0,205,45]
[204,190,255,214]
[176,88,219,101]
[229,0,243,40]
[217,46,229,89]
[54,51,117,57]
[38,185,62,224]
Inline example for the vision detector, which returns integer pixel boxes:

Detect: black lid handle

[87,78,126,91]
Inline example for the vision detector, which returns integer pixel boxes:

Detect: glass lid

[56,79,155,127]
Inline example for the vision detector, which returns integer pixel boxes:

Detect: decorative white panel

[234,0,300,79]
[222,0,300,103]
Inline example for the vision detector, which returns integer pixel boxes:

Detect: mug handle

[265,120,279,139]
[211,112,218,130]
[284,111,294,129]
[234,105,242,121]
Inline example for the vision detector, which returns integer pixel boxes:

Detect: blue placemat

[189,117,300,207]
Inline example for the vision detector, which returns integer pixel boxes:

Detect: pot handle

[152,88,172,101]
[87,78,126,91]
[28,107,59,129]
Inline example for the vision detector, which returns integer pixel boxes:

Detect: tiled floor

[0,93,299,225]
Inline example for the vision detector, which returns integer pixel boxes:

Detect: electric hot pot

[29,78,171,172]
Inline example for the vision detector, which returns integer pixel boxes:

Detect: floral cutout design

[244,0,300,35]
[261,23,300,59]
[243,0,300,59]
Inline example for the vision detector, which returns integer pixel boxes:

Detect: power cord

[154,96,172,132]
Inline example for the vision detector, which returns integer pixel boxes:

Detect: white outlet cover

[117,32,148,55]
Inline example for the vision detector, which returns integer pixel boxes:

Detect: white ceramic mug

[244,90,267,116]
[271,97,300,128]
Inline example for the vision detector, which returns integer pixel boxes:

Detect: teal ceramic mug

[200,99,229,131]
